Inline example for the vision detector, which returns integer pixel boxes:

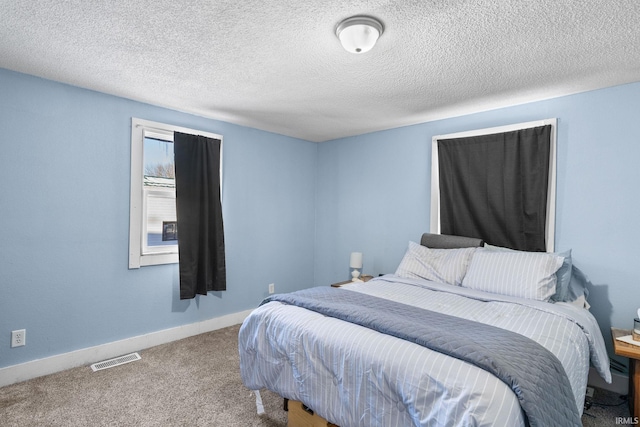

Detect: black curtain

[174,132,226,299]
[437,125,551,252]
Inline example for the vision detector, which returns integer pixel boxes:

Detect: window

[129,118,223,268]
[430,119,557,252]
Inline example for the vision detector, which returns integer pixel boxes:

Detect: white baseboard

[0,309,253,388]
[588,366,628,395]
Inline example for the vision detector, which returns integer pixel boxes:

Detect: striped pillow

[395,241,476,286]
[461,249,564,301]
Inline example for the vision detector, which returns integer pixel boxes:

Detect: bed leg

[284,398,289,411]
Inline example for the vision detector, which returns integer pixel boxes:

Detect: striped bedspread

[239,275,611,427]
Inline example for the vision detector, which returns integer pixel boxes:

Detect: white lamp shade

[349,252,363,269]
[336,16,384,54]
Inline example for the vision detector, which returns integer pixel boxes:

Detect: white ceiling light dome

[336,16,384,54]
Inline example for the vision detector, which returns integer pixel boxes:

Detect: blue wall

[316,83,640,361]
[0,69,317,369]
[2,66,639,370]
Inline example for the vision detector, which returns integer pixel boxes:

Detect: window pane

[144,137,175,180]
[145,191,177,247]
[143,137,177,251]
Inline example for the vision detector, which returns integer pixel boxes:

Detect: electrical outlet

[268,283,275,294]
[585,386,594,398]
[11,329,26,348]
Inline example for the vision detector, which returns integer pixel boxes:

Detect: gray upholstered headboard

[420,233,484,249]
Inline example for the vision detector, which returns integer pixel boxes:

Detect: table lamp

[350,252,363,282]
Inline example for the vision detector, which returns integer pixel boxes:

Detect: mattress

[239,275,611,427]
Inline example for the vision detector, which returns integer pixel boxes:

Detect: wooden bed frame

[285,399,338,427]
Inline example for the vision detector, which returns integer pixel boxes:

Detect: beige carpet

[0,325,286,427]
[0,324,631,426]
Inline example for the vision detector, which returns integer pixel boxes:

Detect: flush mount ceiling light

[335,16,384,54]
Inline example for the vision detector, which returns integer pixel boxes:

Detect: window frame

[129,118,223,268]
[430,118,557,252]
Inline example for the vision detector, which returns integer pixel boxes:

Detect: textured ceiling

[2,1,640,142]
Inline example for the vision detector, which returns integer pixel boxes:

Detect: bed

[239,233,611,426]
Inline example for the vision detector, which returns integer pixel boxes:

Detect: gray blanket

[263,286,581,427]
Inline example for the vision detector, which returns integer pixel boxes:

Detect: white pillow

[395,241,476,286]
[484,243,573,302]
[461,249,564,301]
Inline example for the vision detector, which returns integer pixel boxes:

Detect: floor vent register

[90,352,141,372]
